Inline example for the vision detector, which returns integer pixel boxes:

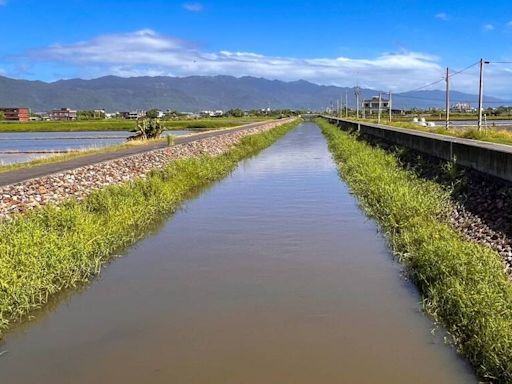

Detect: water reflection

[0,130,192,164]
[0,123,476,383]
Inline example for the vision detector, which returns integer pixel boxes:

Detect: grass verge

[318,118,512,382]
[0,118,267,132]
[356,118,512,146]
[0,120,298,336]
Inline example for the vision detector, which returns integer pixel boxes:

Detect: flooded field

[0,130,192,164]
[0,123,476,383]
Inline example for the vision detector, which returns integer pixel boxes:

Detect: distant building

[50,108,77,120]
[33,112,50,121]
[120,111,146,120]
[0,107,30,122]
[177,111,200,119]
[363,96,390,114]
[200,110,224,117]
[451,102,474,113]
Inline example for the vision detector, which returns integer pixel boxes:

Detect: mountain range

[0,75,504,112]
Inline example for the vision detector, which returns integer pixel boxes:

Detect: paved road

[0,121,273,187]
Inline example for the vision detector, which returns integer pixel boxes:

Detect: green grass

[163,117,268,130]
[384,115,512,122]
[0,118,267,132]
[318,118,512,383]
[0,119,298,336]
[355,118,512,147]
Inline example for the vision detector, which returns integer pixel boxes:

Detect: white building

[200,110,224,117]
[120,111,146,120]
[49,108,77,121]
[451,102,474,113]
[362,96,390,115]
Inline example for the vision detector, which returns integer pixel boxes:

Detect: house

[120,111,146,120]
[0,107,30,122]
[200,110,224,117]
[49,108,77,120]
[362,96,390,114]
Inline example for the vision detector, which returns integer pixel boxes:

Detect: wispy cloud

[24,29,447,92]
[506,20,512,27]
[183,2,203,12]
[14,29,512,97]
[0,0,8,6]
[483,23,495,31]
[435,12,448,21]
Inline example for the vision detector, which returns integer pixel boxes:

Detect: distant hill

[0,75,504,111]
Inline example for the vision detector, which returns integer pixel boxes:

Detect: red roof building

[0,107,30,122]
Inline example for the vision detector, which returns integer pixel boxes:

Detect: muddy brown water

[0,122,476,383]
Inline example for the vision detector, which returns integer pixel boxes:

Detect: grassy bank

[0,120,298,335]
[0,118,266,132]
[355,118,512,146]
[318,119,512,382]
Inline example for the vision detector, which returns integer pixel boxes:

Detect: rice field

[0,117,268,132]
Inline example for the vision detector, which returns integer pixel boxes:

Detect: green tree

[227,108,244,117]
[145,109,160,119]
[0,111,4,121]
[129,118,164,140]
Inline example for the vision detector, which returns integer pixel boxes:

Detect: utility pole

[388,91,392,122]
[478,58,490,131]
[378,93,382,124]
[445,67,450,129]
[336,99,340,118]
[354,86,361,119]
[345,90,348,118]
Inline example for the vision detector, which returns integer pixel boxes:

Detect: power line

[400,77,445,93]
[448,61,480,78]
[391,93,512,104]
[356,59,512,113]
[391,60,479,97]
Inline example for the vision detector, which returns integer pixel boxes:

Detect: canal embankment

[319,119,512,382]
[324,116,512,183]
[0,118,298,335]
[0,122,475,383]
[0,119,295,220]
[320,116,512,273]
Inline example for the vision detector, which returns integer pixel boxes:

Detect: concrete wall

[323,116,512,183]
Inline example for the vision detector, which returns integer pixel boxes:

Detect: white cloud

[483,23,495,31]
[435,12,448,21]
[0,0,7,5]
[17,29,512,97]
[26,29,448,93]
[507,20,512,27]
[183,2,203,12]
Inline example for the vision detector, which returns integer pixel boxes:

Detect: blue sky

[1,0,512,96]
